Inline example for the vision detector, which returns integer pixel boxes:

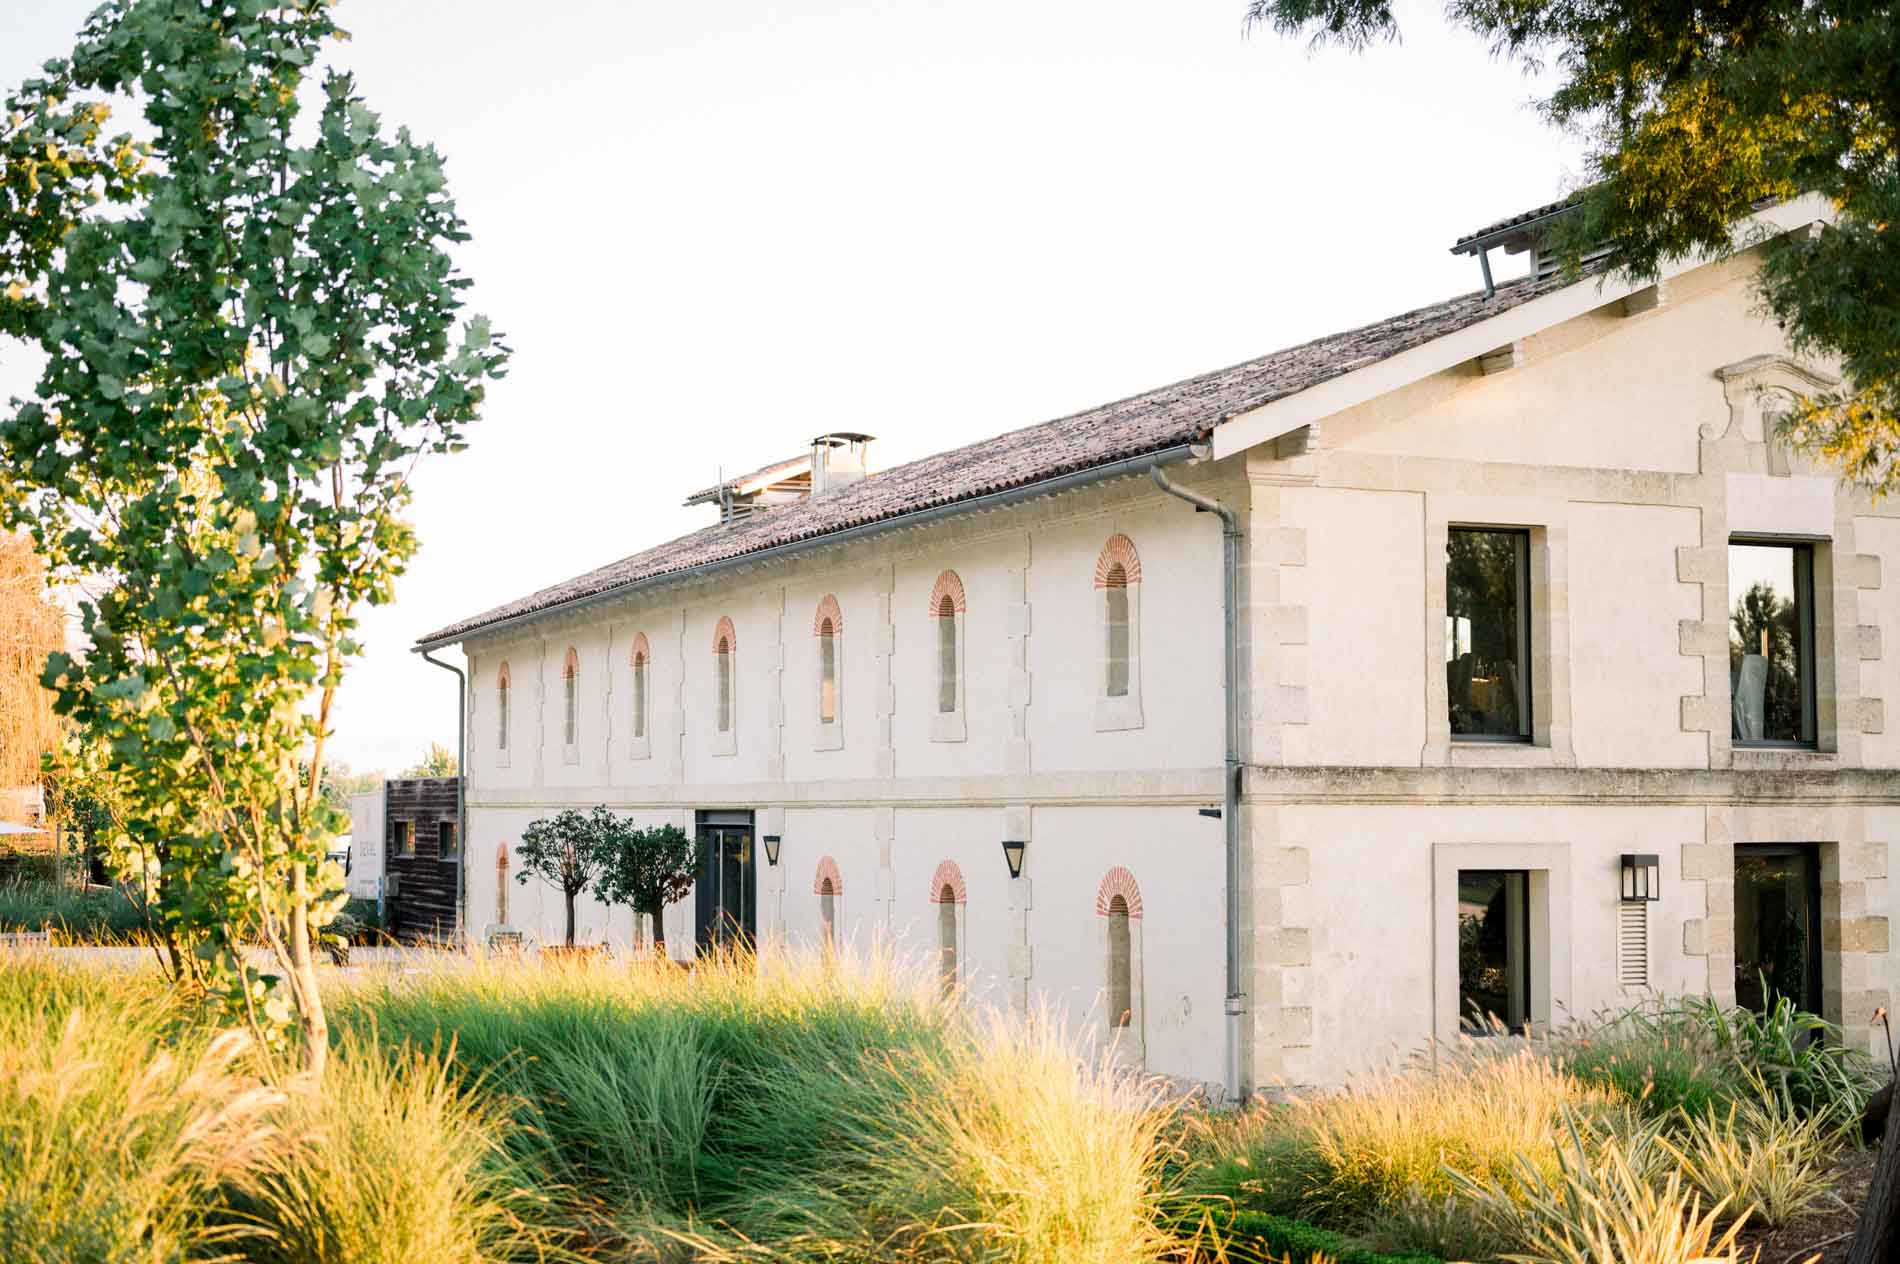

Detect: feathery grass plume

[0,970,279,1263]
[226,1031,556,1264]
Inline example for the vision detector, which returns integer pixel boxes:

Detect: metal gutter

[1149,463,1245,1106]
[413,443,1199,653]
[419,647,468,948]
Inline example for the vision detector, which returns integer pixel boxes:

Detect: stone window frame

[495,660,511,768]
[1430,842,1572,1043]
[1424,496,1574,769]
[627,632,652,761]
[712,616,738,757]
[929,859,968,994]
[928,570,968,743]
[1095,865,1146,1066]
[560,646,580,765]
[1094,534,1145,732]
[813,594,845,752]
[1726,534,1827,753]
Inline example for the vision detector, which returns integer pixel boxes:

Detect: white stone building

[418,193,1900,1097]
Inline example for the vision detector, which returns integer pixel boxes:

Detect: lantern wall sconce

[1619,853,1660,902]
[1001,839,1027,880]
[762,835,782,867]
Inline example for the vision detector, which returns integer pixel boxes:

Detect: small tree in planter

[595,820,696,957]
[515,808,609,949]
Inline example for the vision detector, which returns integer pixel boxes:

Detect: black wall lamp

[1001,839,1027,880]
[1620,853,1660,902]
[762,835,782,867]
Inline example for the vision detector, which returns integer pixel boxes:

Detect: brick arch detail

[1095,866,1143,918]
[812,593,844,636]
[495,841,510,871]
[1093,534,1142,588]
[813,854,844,895]
[497,660,511,688]
[928,569,967,616]
[927,860,967,905]
[629,630,651,665]
[712,615,737,653]
[562,646,579,679]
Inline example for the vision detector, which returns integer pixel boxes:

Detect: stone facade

[439,226,1900,1092]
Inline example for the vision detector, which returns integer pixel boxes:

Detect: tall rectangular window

[936,599,957,714]
[1728,540,1816,746]
[716,645,733,733]
[1457,868,1529,1033]
[437,820,459,860]
[1446,528,1531,741]
[819,622,837,724]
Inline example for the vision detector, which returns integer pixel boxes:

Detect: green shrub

[1664,1080,1843,1227]
[1454,1118,1747,1264]
[1172,1205,1440,1264]
[0,877,146,940]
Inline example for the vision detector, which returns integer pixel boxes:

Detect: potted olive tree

[516,807,610,961]
[595,820,697,960]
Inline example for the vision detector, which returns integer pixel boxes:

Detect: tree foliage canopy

[594,820,696,951]
[0,0,506,1069]
[516,807,611,947]
[1247,0,1900,490]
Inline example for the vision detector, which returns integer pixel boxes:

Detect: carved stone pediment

[1708,354,1841,445]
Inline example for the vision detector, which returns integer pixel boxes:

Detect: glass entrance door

[694,811,756,953]
[1734,844,1822,1017]
[1457,869,1530,1034]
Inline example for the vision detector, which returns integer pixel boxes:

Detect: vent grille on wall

[1617,901,1650,988]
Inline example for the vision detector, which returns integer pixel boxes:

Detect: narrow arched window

[497,661,511,752]
[938,885,958,991]
[819,617,837,724]
[561,648,579,747]
[716,635,733,733]
[819,876,837,953]
[937,595,957,713]
[1107,894,1132,1028]
[1105,563,1130,697]
[632,651,648,739]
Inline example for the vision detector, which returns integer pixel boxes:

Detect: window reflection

[1728,542,1814,745]
[1447,528,1530,740]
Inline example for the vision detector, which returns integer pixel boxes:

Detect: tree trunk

[564,891,577,947]
[649,906,665,957]
[1850,1079,1900,1262]
[289,863,329,1079]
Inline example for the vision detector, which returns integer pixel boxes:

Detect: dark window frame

[1733,842,1824,1023]
[437,819,459,861]
[1728,536,1819,749]
[1447,526,1534,744]
[1456,867,1532,1035]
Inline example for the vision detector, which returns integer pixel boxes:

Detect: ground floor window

[1457,869,1529,1033]
[1734,844,1821,1017]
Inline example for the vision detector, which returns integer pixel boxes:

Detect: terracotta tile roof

[420,270,1571,645]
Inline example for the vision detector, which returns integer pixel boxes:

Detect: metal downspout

[419,648,468,949]
[1150,464,1245,1105]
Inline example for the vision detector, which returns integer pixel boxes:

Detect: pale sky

[1,0,1583,774]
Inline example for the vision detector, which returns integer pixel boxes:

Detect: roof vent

[810,433,874,498]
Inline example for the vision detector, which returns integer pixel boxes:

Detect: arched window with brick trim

[712,616,737,754]
[928,570,967,742]
[628,633,651,759]
[1095,866,1146,1062]
[496,661,511,758]
[814,855,843,954]
[561,647,580,754]
[813,595,844,749]
[929,860,967,994]
[1094,535,1145,731]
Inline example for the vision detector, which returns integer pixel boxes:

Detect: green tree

[1246,0,1900,491]
[402,740,458,778]
[516,808,610,948]
[594,819,696,956]
[0,0,506,1074]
